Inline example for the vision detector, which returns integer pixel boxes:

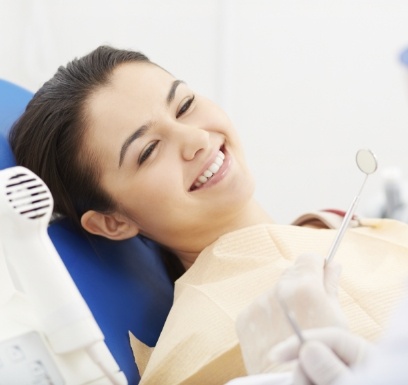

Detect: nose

[173,123,210,161]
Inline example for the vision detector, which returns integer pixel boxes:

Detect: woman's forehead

[88,62,174,119]
[110,62,175,93]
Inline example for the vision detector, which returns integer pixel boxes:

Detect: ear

[81,210,139,240]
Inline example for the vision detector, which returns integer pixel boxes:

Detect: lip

[189,145,231,192]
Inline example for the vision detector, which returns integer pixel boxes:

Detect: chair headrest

[0,134,16,170]
[0,79,33,137]
[0,79,33,170]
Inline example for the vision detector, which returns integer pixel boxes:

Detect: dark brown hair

[9,46,151,227]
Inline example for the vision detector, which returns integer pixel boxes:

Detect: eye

[176,95,195,118]
[139,141,158,165]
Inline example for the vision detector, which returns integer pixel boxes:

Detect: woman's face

[84,62,255,256]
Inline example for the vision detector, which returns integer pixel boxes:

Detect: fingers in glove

[285,253,325,278]
[293,362,314,385]
[268,334,301,363]
[268,327,369,366]
[323,262,342,299]
[299,340,350,385]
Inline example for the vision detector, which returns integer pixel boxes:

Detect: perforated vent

[6,172,52,220]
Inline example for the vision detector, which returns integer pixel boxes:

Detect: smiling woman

[8,46,408,385]
[77,58,267,267]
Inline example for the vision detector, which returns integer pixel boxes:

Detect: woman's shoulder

[291,209,359,229]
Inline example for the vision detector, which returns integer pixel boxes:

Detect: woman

[9,46,408,384]
[10,46,271,269]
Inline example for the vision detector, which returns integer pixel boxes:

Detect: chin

[226,177,256,205]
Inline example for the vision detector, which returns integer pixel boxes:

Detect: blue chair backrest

[0,80,32,168]
[0,79,174,383]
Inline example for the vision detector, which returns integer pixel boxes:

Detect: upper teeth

[194,150,225,188]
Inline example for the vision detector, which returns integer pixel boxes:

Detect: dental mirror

[325,149,378,265]
[356,148,378,174]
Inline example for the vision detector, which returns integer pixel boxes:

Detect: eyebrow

[119,125,149,167]
[118,79,184,167]
[167,80,184,105]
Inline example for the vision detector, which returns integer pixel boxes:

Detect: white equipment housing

[0,166,127,385]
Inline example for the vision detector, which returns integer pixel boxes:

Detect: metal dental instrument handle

[325,149,378,265]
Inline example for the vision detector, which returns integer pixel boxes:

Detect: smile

[190,149,225,191]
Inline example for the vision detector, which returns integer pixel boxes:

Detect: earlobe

[81,210,139,240]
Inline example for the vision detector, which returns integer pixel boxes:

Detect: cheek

[206,105,242,146]
[208,106,233,127]
[117,170,179,218]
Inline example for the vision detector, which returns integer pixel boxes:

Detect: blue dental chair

[0,79,174,383]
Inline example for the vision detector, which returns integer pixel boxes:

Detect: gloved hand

[268,327,373,385]
[236,253,347,375]
[274,252,347,330]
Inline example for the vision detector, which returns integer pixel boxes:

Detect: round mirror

[356,149,378,175]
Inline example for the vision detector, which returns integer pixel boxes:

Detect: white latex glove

[236,253,347,375]
[268,327,373,385]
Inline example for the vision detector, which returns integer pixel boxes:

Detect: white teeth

[192,150,225,189]
[204,170,213,178]
[214,157,223,166]
[209,163,220,173]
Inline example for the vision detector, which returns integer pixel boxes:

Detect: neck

[176,199,273,269]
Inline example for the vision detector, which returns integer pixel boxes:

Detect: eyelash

[176,95,195,118]
[139,141,158,165]
[139,95,195,165]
